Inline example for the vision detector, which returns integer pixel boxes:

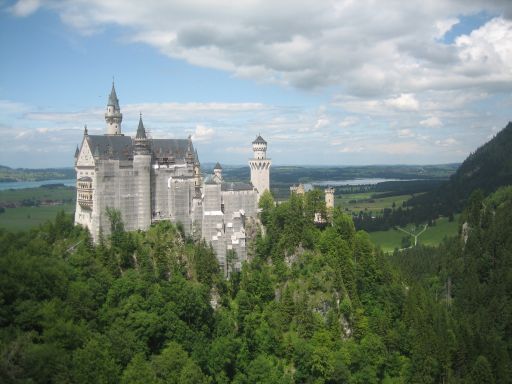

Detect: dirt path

[397,223,428,247]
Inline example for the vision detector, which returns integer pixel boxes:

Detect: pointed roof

[214,162,222,170]
[187,135,193,151]
[74,145,80,158]
[252,135,267,145]
[135,114,147,139]
[107,82,120,110]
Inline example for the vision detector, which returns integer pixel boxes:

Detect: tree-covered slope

[409,122,512,216]
[391,187,512,383]
[1,187,511,383]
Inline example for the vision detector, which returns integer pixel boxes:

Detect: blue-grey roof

[252,135,267,145]
[221,182,254,191]
[84,131,197,162]
[107,83,120,110]
[135,116,147,139]
[151,139,194,161]
[214,162,222,170]
[86,135,133,161]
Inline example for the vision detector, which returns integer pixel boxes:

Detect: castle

[74,83,270,274]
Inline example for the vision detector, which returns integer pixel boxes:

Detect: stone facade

[74,84,268,275]
[324,187,335,210]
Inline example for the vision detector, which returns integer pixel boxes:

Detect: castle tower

[249,135,271,199]
[325,187,335,219]
[213,162,223,183]
[105,82,123,135]
[193,149,202,190]
[185,135,194,165]
[191,149,203,240]
[133,114,151,229]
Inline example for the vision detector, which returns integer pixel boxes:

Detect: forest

[1,185,510,383]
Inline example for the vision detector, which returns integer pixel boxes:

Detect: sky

[1,0,512,168]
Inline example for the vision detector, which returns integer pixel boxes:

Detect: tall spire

[134,113,149,155]
[186,135,194,164]
[105,81,123,135]
[136,113,147,139]
[107,81,120,110]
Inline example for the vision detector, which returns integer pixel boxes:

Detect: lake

[312,178,407,186]
[0,177,413,191]
[0,179,76,191]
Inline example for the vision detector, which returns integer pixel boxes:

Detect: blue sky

[1,0,512,167]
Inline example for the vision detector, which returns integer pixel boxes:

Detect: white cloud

[125,102,265,114]
[337,146,365,153]
[191,124,215,142]
[0,99,30,115]
[225,146,251,154]
[398,128,415,138]
[420,116,443,127]
[435,137,457,147]
[455,17,512,79]
[385,94,420,111]
[435,18,459,39]
[26,109,102,123]
[338,116,359,128]
[10,0,512,95]
[314,117,330,130]
[4,0,512,166]
[374,142,424,155]
[9,0,41,17]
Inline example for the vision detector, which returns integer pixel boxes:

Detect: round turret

[325,187,335,209]
[105,82,123,135]
[213,162,223,182]
[252,135,267,160]
[249,135,271,200]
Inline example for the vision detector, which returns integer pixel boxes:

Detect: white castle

[74,83,270,274]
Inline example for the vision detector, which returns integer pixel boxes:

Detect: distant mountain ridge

[218,164,458,184]
[409,121,512,215]
[0,166,75,182]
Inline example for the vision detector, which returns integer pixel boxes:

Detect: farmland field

[337,192,413,214]
[369,215,460,252]
[0,185,74,203]
[0,203,75,231]
[0,185,75,232]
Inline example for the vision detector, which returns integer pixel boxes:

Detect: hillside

[409,121,512,217]
[390,187,512,382]
[1,187,511,382]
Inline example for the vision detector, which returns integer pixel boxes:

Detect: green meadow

[369,215,460,252]
[0,185,75,231]
[0,203,75,232]
[337,192,412,214]
[0,185,74,203]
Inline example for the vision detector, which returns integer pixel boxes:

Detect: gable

[76,138,95,167]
